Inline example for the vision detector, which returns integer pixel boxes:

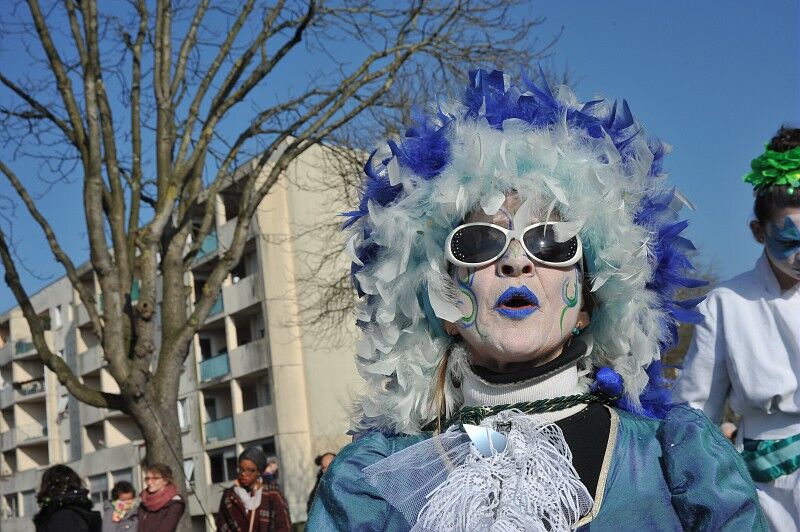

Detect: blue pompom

[591,367,624,398]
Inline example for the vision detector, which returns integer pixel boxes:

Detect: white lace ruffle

[363,411,592,531]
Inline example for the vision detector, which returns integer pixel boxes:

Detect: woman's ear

[750,220,766,243]
[443,321,459,337]
[576,309,591,330]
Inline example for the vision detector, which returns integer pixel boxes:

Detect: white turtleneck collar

[450,341,592,421]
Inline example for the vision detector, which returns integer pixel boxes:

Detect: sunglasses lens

[523,224,580,264]
[449,225,507,264]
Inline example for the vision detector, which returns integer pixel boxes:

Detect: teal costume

[308,405,766,531]
[320,69,769,530]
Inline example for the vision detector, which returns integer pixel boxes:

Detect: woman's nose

[496,240,534,276]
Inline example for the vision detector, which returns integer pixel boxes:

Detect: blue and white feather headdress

[344,69,703,435]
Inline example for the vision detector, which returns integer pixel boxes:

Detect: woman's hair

[145,463,174,485]
[314,452,336,466]
[753,126,800,224]
[37,464,84,503]
[111,480,136,500]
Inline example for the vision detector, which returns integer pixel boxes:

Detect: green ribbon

[741,432,800,483]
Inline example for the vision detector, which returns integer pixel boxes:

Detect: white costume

[674,253,800,531]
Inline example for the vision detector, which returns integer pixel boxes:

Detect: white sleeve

[672,293,731,424]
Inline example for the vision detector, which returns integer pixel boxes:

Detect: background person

[136,463,185,532]
[216,446,291,532]
[102,480,138,532]
[33,464,101,532]
[675,126,800,531]
[306,452,336,514]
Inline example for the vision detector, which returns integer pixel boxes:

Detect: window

[88,473,109,505]
[112,468,133,486]
[177,398,190,432]
[264,378,272,406]
[1,494,17,518]
[204,397,218,421]
[241,382,258,411]
[245,437,276,457]
[208,446,237,484]
[53,306,63,329]
[199,338,212,360]
[22,490,36,517]
[183,458,195,491]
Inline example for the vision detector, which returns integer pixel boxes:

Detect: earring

[571,324,582,337]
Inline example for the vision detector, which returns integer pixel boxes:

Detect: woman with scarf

[307,69,767,530]
[137,463,184,532]
[33,464,102,532]
[102,481,138,532]
[216,446,291,532]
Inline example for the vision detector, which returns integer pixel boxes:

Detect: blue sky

[531,1,800,280]
[1,0,798,309]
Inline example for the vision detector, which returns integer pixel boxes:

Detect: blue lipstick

[494,286,539,319]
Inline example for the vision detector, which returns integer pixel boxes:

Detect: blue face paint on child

[762,210,800,288]
[766,216,800,260]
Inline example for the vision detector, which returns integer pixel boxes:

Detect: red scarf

[140,483,178,512]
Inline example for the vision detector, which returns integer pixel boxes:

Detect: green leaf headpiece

[743,145,800,194]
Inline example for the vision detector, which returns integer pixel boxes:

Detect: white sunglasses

[445,222,583,268]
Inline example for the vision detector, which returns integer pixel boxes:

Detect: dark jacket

[33,491,102,532]
[136,496,185,532]
[216,484,291,532]
[101,500,138,532]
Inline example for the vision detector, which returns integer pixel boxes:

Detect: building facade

[0,146,363,531]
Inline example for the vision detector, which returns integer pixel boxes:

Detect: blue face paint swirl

[494,286,539,320]
[766,217,800,261]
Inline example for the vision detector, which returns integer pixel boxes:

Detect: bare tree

[0,0,558,526]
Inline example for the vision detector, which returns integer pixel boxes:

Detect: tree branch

[0,226,125,411]
[0,160,104,339]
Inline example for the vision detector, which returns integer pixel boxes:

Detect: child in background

[675,126,800,531]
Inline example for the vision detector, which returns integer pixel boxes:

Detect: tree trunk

[133,399,192,532]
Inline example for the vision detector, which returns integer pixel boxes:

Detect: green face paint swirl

[457,269,478,326]
[454,269,489,340]
[559,270,580,333]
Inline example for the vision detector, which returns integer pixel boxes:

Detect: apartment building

[0,145,363,531]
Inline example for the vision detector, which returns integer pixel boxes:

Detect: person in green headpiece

[675,126,800,531]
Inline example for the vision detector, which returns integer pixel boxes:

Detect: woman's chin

[470,346,559,372]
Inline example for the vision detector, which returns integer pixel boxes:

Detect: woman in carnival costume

[675,126,800,531]
[307,69,766,531]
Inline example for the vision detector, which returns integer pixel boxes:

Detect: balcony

[80,403,108,426]
[193,230,218,263]
[14,340,34,356]
[0,385,13,408]
[222,274,261,315]
[0,428,15,450]
[78,345,104,375]
[17,379,45,398]
[234,405,277,441]
[13,331,52,359]
[230,339,270,379]
[15,423,47,443]
[204,416,234,443]
[199,353,230,382]
[208,293,224,317]
[217,219,255,252]
[0,343,11,366]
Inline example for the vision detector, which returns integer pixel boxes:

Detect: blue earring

[571,326,582,337]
